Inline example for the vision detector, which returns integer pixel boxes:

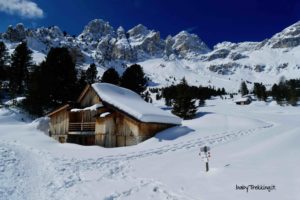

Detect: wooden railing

[69,122,95,132]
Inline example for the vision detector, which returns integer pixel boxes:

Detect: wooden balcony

[68,122,95,134]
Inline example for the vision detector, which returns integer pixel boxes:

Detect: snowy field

[0,98,299,200]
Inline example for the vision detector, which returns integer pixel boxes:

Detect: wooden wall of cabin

[69,110,99,123]
[80,87,101,107]
[49,109,69,143]
[95,115,116,147]
[115,112,172,138]
[95,111,175,147]
[139,122,173,137]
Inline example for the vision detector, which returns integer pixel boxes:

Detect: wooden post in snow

[200,146,211,172]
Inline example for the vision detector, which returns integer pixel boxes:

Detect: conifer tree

[155,93,162,101]
[143,91,152,103]
[278,79,288,105]
[69,47,84,66]
[270,78,300,106]
[171,78,197,119]
[0,41,9,81]
[77,69,88,92]
[261,85,267,101]
[23,63,45,115]
[24,47,78,115]
[101,68,120,85]
[162,85,176,106]
[271,84,281,103]
[198,98,205,107]
[121,64,147,95]
[240,81,249,96]
[9,42,32,96]
[253,83,260,99]
[86,63,98,84]
[221,88,226,95]
[253,82,267,101]
[0,87,2,103]
[42,47,78,108]
[287,88,298,106]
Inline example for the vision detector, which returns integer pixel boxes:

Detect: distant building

[234,96,252,105]
[47,83,181,147]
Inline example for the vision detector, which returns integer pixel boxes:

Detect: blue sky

[0,0,300,47]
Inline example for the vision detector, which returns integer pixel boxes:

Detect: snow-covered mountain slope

[1,98,299,200]
[1,19,300,91]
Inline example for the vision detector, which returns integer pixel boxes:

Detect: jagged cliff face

[127,24,164,59]
[168,31,210,58]
[266,21,300,48]
[196,21,300,78]
[2,24,27,42]
[1,19,300,90]
[0,19,210,65]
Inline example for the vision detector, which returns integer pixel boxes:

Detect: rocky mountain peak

[116,26,126,39]
[273,21,300,38]
[126,24,164,59]
[127,24,150,38]
[0,19,213,63]
[34,26,64,39]
[79,19,115,41]
[1,23,26,42]
[213,41,237,50]
[2,19,300,87]
[170,31,210,58]
[266,20,300,48]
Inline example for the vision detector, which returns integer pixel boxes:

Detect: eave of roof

[47,104,70,116]
[77,84,91,103]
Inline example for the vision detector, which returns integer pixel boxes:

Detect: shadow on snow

[155,126,195,141]
[154,111,215,141]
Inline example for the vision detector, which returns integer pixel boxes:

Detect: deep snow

[0,99,299,200]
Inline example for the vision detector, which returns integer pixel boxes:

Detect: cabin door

[116,135,126,147]
[84,135,95,145]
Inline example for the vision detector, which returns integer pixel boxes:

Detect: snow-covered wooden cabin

[234,96,252,105]
[47,83,182,147]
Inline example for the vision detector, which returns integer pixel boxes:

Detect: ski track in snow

[0,143,60,200]
[103,179,196,200]
[0,111,274,200]
[66,121,273,199]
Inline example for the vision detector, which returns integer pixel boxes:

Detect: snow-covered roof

[234,97,251,103]
[100,112,110,118]
[91,83,182,125]
[242,94,254,98]
[70,103,103,112]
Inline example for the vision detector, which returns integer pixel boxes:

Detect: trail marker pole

[200,146,211,172]
[206,161,209,172]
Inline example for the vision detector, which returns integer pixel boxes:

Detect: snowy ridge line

[4,20,300,92]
